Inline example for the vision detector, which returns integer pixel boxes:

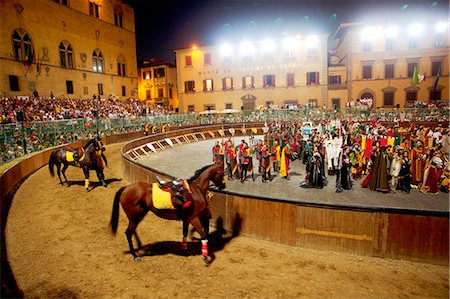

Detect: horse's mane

[187,163,214,183]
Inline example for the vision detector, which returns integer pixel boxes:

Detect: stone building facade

[174,34,329,113]
[0,0,138,99]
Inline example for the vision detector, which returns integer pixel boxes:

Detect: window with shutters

[328,75,341,84]
[407,62,417,77]
[222,77,233,91]
[362,65,372,79]
[384,64,394,79]
[383,92,394,106]
[306,72,319,85]
[204,53,211,65]
[242,76,254,89]
[203,79,213,92]
[154,67,165,78]
[114,5,123,28]
[185,56,192,67]
[185,80,195,93]
[287,73,295,87]
[89,2,99,18]
[431,61,442,76]
[263,74,275,88]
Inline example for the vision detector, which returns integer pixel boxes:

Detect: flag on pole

[411,66,420,85]
[433,67,441,91]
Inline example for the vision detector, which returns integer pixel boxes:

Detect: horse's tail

[48,151,55,177]
[110,186,125,235]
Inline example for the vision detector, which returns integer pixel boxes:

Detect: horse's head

[210,159,226,191]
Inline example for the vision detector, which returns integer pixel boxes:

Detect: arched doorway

[241,94,257,110]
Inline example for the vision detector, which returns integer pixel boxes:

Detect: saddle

[152,177,193,210]
[66,148,85,163]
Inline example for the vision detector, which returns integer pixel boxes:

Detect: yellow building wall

[137,64,179,109]
[0,0,137,99]
[175,34,329,112]
[341,27,449,107]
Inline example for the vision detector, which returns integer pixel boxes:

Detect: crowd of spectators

[0,95,172,124]
[1,94,449,165]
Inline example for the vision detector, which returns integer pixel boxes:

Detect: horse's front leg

[190,217,212,266]
[83,167,90,192]
[181,220,189,253]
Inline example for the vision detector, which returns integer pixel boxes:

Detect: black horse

[49,137,107,191]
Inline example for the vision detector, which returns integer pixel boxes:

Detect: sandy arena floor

[5,142,449,298]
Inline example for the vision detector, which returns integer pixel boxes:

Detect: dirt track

[6,143,449,298]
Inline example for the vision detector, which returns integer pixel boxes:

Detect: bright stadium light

[408,23,424,36]
[260,38,276,53]
[239,40,255,55]
[220,43,233,57]
[282,36,297,50]
[435,21,448,33]
[384,25,399,38]
[360,26,377,41]
[306,35,319,48]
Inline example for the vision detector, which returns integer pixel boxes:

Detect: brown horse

[49,137,107,191]
[110,159,225,265]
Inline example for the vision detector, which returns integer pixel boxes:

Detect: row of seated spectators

[0,96,172,124]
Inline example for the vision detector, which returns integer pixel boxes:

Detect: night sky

[125,0,449,63]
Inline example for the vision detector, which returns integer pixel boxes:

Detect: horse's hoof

[86,189,90,192]
[203,256,212,267]
[133,256,141,262]
[103,184,108,188]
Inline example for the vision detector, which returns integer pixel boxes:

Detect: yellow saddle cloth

[152,183,176,210]
[66,148,85,163]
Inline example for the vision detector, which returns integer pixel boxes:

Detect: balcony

[328,83,348,90]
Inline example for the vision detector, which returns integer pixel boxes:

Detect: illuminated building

[137,58,178,110]
[0,0,138,99]
[174,34,329,112]
[330,22,448,108]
